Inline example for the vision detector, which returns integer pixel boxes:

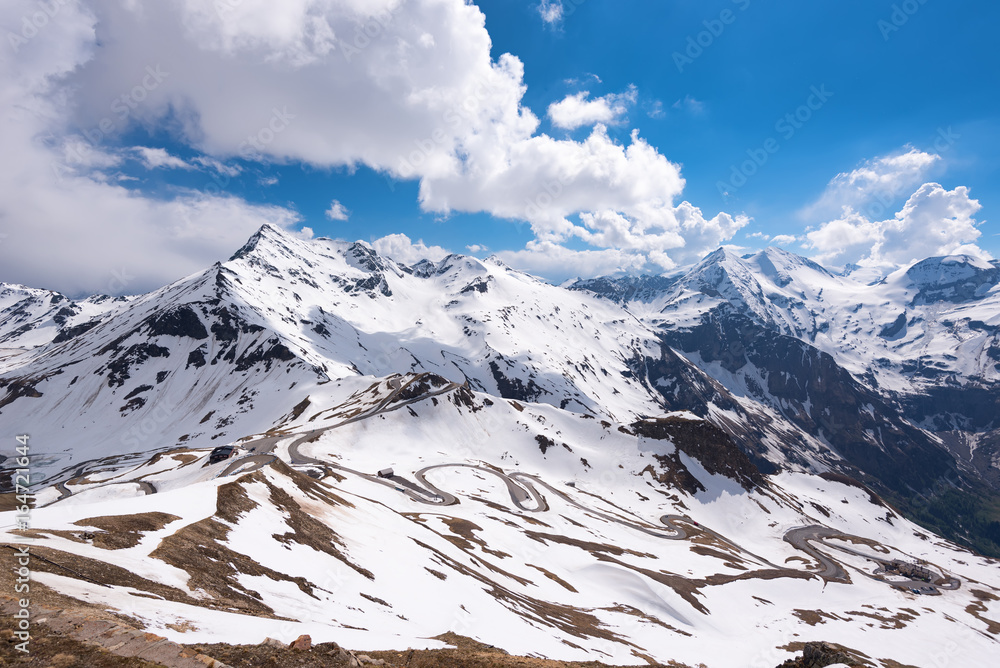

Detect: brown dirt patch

[966,589,1000,634]
[366,632,661,668]
[410,539,631,647]
[844,608,917,630]
[790,609,846,626]
[73,512,181,550]
[527,564,578,593]
[439,516,512,560]
[146,464,374,618]
[524,531,655,559]
[264,473,372,579]
[192,632,664,668]
[149,473,323,616]
[601,605,692,637]
[688,544,748,570]
[0,493,26,512]
[1,542,201,609]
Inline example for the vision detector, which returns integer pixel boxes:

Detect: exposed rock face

[631,416,767,492]
[661,311,956,497]
[289,634,312,651]
[777,641,862,667]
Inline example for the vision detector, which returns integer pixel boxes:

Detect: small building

[887,559,934,582]
[377,468,394,479]
[209,445,235,464]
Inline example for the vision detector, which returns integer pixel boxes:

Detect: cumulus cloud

[325,199,350,221]
[802,148,940,220]
[805,183,988,269]
[0,0,301,296]
[418,125,747,270]
[372,233,450,265]
[497,242,659,284]
[0,0,749,293]
[548,86,637,130]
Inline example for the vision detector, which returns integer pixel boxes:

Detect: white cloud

[133,146,194,170]
[770,234,799,247]
[325,199,350,221]
[746,231,799,248]
[0,0,301,296]
[193,156,242,177]
[497,242,658,284]
[805,182,988,269]
[803,147,940,220]
[372,233,450,265]
[418,125,748,269]
[564,73,602,86]
[466,244,487,253]
[537,1,564,26]
[548,86,637,130]
[60,138,122,170]
[0,0,749,293]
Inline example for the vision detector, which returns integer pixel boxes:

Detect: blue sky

[1,0,997,294]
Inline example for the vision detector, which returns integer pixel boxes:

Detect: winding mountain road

[218,454,276,477]
[40,374,961,595]
[784,525,960,592]
[48,479,156,506]
[783,526,850,581]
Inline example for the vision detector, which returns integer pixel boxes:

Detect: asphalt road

[783,526,851,582]
[218,454,277,477]
[415,464,542,511]
[44,376,456,505]
[783,525,961,592]
[48,478,156,507]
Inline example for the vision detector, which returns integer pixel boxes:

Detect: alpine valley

[1,224,999,667]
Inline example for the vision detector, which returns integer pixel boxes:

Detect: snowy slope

[574,247,1000,557]
[1,226,998,665]
[3,377,998,667]
[0,283,132,350]
[582,248,1000,394]
[5,225,847,492]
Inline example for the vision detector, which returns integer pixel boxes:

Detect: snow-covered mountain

[574,247,1000,556]
[1,225,998,667]
[0,225,828,488]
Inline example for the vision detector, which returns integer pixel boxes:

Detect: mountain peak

[749,247,835,287]
[903,254,999,304]
[702,247,742,264]
[228,223,293,261]
[345,240,389,273]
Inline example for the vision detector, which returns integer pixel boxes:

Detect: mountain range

[1,224,998,667]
